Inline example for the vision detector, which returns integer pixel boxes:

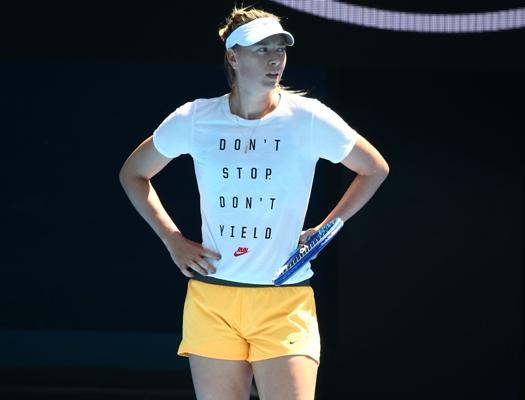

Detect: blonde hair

[218,6,281,89]
[218,5,306,96]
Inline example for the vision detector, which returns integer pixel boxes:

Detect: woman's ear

[226,49,239,70]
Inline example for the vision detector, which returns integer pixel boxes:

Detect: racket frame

[272,218,344,286]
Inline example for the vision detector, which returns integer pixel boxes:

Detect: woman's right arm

[118,136,219,277]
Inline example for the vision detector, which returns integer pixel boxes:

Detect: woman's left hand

[299,227,319,245]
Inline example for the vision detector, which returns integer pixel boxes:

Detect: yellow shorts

[177,279,321,364]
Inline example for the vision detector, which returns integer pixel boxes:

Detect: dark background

[1,1,523,399]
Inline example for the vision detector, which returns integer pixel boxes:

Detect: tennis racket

[272,217,344,286]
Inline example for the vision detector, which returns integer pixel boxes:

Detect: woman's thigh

[189,354,254,400]
[252,355,318,400]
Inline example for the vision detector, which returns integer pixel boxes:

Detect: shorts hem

[249,352,320,366]
[178,348,248,361]
[178,349,320,365]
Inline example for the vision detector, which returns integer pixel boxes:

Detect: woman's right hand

[163,232,221,278]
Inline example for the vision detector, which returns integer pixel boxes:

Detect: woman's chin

[262,79,280,89]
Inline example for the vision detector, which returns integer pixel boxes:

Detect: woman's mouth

[266,73,279,80]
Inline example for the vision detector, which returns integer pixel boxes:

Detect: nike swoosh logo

[234,247,249,257]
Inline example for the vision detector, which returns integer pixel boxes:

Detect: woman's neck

[229,87,279,120]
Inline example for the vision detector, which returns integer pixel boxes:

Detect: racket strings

[273,218,343,285]
[282,230,326,271]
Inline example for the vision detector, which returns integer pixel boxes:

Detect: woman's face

[229,33,288,93]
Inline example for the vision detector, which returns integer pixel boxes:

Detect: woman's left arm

[300,134,389,242]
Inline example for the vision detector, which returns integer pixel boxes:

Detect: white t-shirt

[152,92,358,284]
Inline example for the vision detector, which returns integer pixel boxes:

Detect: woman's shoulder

[282,91,325,113]
[179,94,226,112]
[167,95,227,122]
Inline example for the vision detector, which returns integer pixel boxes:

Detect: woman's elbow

[118,161,135,188]
[366,159,389,181]
[380,160,390,177]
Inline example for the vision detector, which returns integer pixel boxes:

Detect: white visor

[225,17,294,49]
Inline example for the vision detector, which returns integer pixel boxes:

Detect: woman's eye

[257,47,267,52]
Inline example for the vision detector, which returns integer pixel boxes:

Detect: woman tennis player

[119,6,388,400]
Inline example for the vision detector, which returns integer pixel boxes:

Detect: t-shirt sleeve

[152,101,194,158]
[310,100,358,163]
